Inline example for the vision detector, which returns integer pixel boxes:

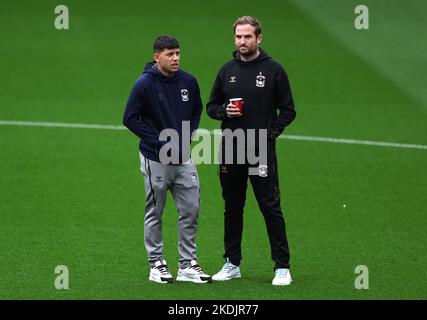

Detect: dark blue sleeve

[123,78,158,141]
[190,79,203,138]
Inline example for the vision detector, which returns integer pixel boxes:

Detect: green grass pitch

[0,0,426,299]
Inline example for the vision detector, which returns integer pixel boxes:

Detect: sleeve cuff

[215,104,228,120]
[268,127,283,140]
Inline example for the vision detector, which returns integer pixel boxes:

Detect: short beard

[240,47,257,58]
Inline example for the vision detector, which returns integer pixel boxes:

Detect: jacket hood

[232,47,271,65]
[143,62,182,82]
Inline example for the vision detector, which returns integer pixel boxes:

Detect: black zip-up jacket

[206,48,296,140]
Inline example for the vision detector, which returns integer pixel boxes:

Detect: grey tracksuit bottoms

[139,153,200,269]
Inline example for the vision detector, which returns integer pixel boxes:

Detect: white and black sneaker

[149,260,173,284]
[176,260,212,284]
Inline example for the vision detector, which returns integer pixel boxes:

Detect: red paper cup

[229,98,244,115]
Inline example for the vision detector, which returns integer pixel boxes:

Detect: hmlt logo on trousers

[191,171,197,182]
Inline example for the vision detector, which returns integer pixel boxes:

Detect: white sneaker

[149,260,173,284]
[212,259,241,281]
[272,268,292,286]
[176,260,212,283]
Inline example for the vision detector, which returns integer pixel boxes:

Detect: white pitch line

[0,120,426,150]
[278,134,427,150]
[0,120,126,131]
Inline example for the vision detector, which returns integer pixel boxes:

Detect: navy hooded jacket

[123,62,203,163]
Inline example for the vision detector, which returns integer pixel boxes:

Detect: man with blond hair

[207,16,296,285]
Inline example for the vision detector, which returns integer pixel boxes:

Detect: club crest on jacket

[181,89,189,101]
[256,72,265,88]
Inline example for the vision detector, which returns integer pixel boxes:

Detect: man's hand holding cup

[226,98,244,118]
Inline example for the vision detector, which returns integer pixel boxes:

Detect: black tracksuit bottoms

[219,148,291,270]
